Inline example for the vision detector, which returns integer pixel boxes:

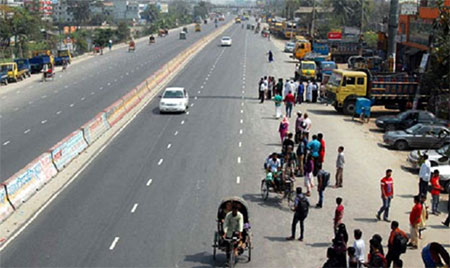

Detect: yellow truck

[235,17,241,23]
[0,62,27,82]
[293,39,312,60]
[294,61,316,81]
[281,21,296,39]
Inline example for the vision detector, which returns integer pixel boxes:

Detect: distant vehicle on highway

[221,36,232,46]
[284,41,295,53]
[376,110,448,132]
[159,87,189,113]
[408,144,450,169]
[383,123,450,150]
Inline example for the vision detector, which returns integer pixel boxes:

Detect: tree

[67,0,93,26]
[142,4,160,23]
[193,1,211,20]
[116,21,130,42]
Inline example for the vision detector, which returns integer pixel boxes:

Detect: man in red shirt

[408,195,422,249]
[334,197,344,233]
[284,90,295,118]
[318,133,325,168]
[430,170,444,215]
[376,169,394,222]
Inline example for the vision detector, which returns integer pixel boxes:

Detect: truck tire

[343,100,356,115]
[395,140,408,150]
[333,103,343,113]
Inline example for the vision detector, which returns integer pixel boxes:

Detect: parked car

[376,110,448,132]
[407,144,450,169]
[383,124,450,150]
[221,36,232,46]
[159,87,189,113]
[284,41,296,53]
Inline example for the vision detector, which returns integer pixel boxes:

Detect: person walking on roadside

[335,146,345,188]
[334,197,344,233]
[377,169,394,222]
[317,133,326,171]
[306,80,313,102]
[276,78,283,96]
[295,111,304,143]
[267,50,273,62]
[418,154,431,197]
[258,77,264,102]
[312,81,319,103]
[286,187,309,241]
[408,195,422,249]
[260,77,268,103]
[386,221,409,267]
[304,153,314,196]
[302,113,312,140]
[278,116,290,143]
[284,90,295,118]
[296,133,307,177]
[316,169,330,208]
[307,135,321,176]
[274,92,283,118]
[430,169,443,215]
[353,229,366,267]
[297,82,305,104]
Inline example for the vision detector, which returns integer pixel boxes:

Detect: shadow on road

[354,217,378,223]
[261,116,279,120]
[183,251,216,268]
[265,236,288,242]
[401,165,419,174]
[369,128,384,133]
[242,193,292,212]
[305,242,330,248]
[397,194,416,199]
[307,109,342,116]
[265,143,281,147]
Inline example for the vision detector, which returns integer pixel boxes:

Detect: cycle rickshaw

[212,196,252,267]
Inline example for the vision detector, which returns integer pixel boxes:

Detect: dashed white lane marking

[99,87,103,90]
[130,203,139,213]
[237,157,241,164]
[236,176,241,184]
[158,158,164,165]
[107,82,111,86]
[190,103,194,107]
[174,131,178,136]
[194,97,198,100]
[64,85,68,88]
[238,142,242,147]
[167,144,172,149]
[1,96,6,99]
[242,85,245,89]
[3,140,10,146]
[41,95,47,99]
[240,119,243,124]
[114,79,117,82]
[109,237,120,250]
[70,103,74,107]
[200,86,203,89]
[81,97,86,101]
[181,120,185,125]
[241,103,244,107]
[186,111,190,115]
[24,129,31,134]
[146,178,153,186]
[41,120,47,124]
[56,111,62,115]
[240,110,243,114]
[242,90,245,94]
[239,129,243,134]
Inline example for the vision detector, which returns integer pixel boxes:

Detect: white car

[407,144,450,169]
[159,87,189,113]
[221,36,232,46]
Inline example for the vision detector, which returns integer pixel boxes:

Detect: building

[24,0,53,20]
[294,6,333,37]
[2,0,24,7]
[397,0,450,71]
[110,0,140,21]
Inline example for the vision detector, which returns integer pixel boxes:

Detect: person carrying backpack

[286,187,309,241]
[386,221,409,267]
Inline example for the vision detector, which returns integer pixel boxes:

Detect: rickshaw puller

[223,204,244,259]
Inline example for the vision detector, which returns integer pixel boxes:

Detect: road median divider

[0,20,233,229]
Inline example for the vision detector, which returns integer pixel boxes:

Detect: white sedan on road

[221,36,232,46]
[159,87,189,113]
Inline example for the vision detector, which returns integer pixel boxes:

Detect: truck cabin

[0,64,13,72]
[294,40,312,59]
[328,70,366,93]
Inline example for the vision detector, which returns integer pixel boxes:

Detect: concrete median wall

[0,20,233,223]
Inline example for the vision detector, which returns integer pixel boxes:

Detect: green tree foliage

[67,0,93,26]
[193,1,211,20]
[116,21,130,42]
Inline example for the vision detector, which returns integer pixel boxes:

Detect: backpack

[296,196,309,218]
[393,233,408,254]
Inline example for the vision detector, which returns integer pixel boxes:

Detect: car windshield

[437,144,450,156]
[302,63,315,69]
[329,73,342,87]
[222,37,230,41]
[163,90,184,98]
[286,42,295,47]
[321,63,336,70]
[406,124,424,134]
[0,65,9,72]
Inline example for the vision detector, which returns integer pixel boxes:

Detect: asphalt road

[0,18,230,181]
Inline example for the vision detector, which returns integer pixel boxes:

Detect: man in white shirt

[353,229,365,267]
[223,204,244,259]
[419,154,431,197]
[283,79,292,99]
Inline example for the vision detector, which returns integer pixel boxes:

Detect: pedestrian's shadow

[401,165,418,174]
[242,193,292,212]
[397,194,415,199]
[183,251,217,267]
[428,225,449,229]
[354,218,378,223]
[265,236,288,242]
[306,242,330,248]
[265,143,281,147]
[261,117,279,120]
[307,109,342,116]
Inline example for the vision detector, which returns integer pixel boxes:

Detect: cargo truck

[0,62,27,82]
[14,58,31,77]
[54,50,72,66]
[325,69,428,115]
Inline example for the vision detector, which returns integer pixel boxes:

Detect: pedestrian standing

[295,111,304,143]
[306,80,313,102]
[334,197,344,233]
[322,247,339,268]
[304,154,314,196]
[276,78,283,96]
[296,133,307,177]
[108,39,113,51]
[418,155,431,197]
[286,187,309,241]
[418,194,428,239]
[317,133,326,171]
[316,169,330,208]
[282,133,295,155]
[297,82,304,104]
[335,146,345,188]
[353,229,366,267]
[283,79,292,99]
[267,50,273,62]
[408,195,422,249]
[334,223,349,267]
[284,91,295,118]
[302,113,312,140]
[274,92,283,118]
[260,77,268,103]
[307,135,321,176]
[258,77,264,102]
[376,169,394,222]
[267,77,273,99]
[386,221,408,267]
[312,81,319,103]
[278,116,289,143]
[430,170,443,215]
[367,238,387,268]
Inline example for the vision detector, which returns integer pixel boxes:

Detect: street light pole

[387,0,399,72]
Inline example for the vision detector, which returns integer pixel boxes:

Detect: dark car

[383,124,450,150]
[376,110,448,132]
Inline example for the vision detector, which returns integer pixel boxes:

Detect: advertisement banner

[122,89,140,111]
[104,99,127,127]
[328,32,342,40]
[81,112,111,145]
[51,130,88,171]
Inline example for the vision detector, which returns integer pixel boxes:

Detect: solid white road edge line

[109,237,120,250]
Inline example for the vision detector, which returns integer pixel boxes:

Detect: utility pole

[387,0,399,72]
[359,0,364,56]
[310,0,316,39]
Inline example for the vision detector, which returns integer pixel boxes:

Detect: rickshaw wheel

[287,191,296,211]
[229,249,235,268]
[213,232,218,260]
[247,240,252,262]
[260,180,269,200]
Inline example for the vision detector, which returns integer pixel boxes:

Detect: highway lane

[0,23,246,267]
[0,18,230,181]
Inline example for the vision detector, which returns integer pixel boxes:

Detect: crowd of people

[259,78,450,267]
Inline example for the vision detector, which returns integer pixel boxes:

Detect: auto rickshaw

[128,40,135,52]
[182,26,188,33]
[195,23,201,32]
[158,29,167,37]
[179,31,186,40]
[149,35,155,44]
